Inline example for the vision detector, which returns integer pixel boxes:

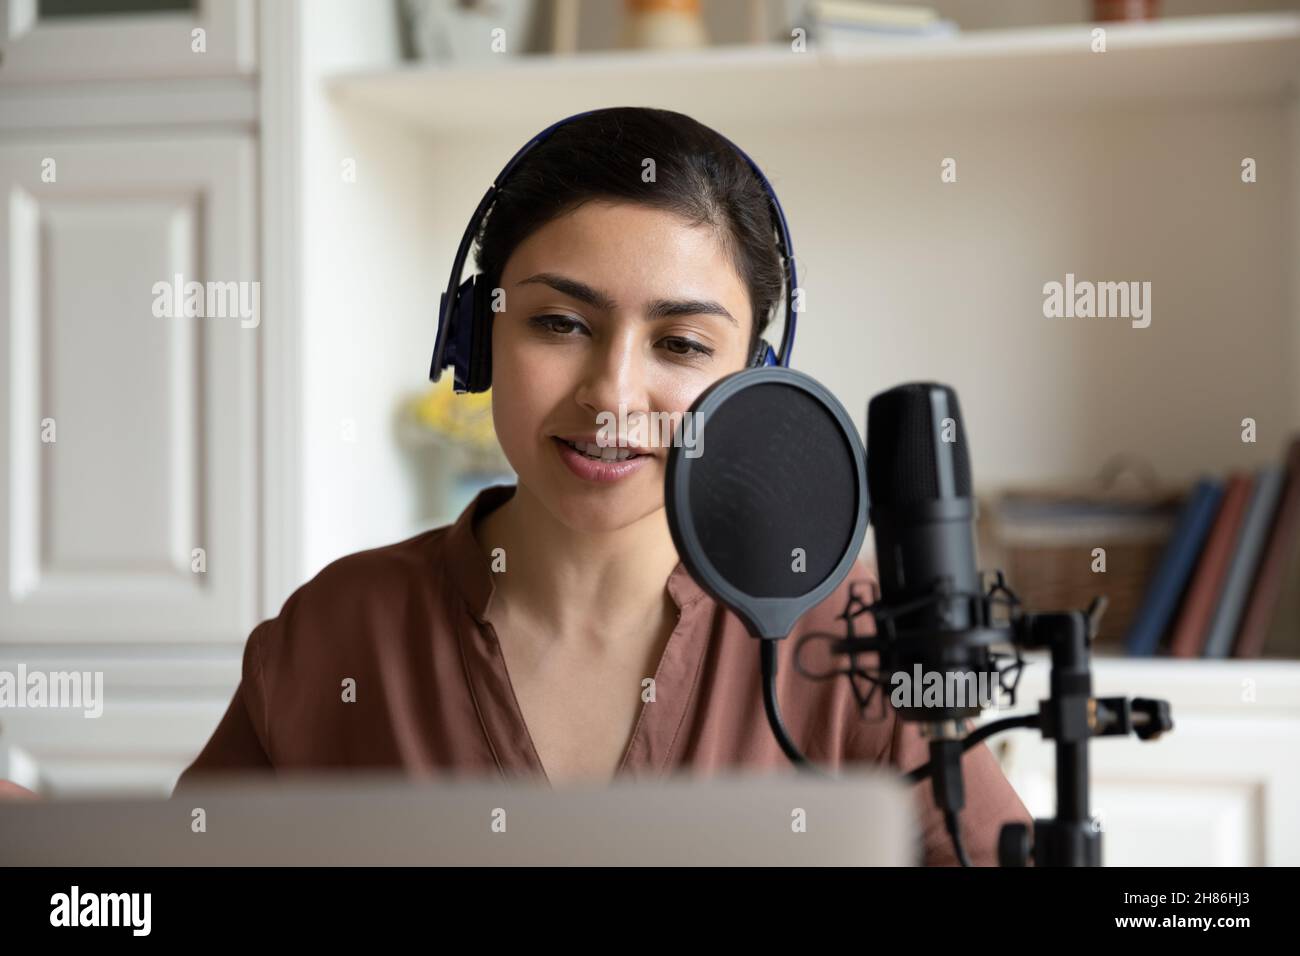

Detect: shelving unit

[328,14,1300,130]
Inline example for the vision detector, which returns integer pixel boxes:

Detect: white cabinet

[987,657,1300,866]
[0,0,278,795]
[0,0,256,83]
[0,135,260,644]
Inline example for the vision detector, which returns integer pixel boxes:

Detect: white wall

[299,1,445,580]
[744,104,1295,488]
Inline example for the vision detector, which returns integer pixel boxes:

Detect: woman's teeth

[561,439,638,461]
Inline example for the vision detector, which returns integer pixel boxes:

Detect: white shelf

[328,13,1300,132]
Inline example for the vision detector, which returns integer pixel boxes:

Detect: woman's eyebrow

[647,297,738,326]
[519,272,616,311]
[517,272,738,327]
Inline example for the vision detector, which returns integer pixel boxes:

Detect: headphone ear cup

[447,276,478,392]
[430,290,451,382]
[750,341,778,368]
[467,277,494,393]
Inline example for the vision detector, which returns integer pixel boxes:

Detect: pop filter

[665,367,868,640]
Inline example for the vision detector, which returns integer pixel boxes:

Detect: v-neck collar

[443,484,714,786]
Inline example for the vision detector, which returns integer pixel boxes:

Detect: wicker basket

[976,456,1186,652]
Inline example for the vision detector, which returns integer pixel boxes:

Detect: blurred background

[1,0,1298,864]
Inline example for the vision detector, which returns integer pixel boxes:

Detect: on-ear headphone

[429,109,799,393]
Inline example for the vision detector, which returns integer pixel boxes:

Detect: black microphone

[864,382,1011,865]
[865,382,1003,723]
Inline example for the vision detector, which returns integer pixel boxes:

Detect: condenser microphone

[866,383,979,628]
[864,382,1002,723]
[862,382,1016,864]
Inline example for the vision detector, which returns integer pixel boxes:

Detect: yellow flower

[411,376,498,451]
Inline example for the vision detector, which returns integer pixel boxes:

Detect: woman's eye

[529,314,587,336]
[528,316,712,359]
[662,337,714,358]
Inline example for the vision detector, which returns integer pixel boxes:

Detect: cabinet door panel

[988,660,1300,865]
[0,135,259,642]
[0,0,255,82]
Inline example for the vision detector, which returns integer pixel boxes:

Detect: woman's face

[490,199,754,534]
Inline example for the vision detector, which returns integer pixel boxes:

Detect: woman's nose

[574,337,646,418]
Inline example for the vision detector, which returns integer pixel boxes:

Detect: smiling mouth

[553,437,647,462]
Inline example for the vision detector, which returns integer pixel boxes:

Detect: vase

[620,0,709,50]
[402,0,539,62]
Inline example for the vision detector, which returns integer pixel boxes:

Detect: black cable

[963,713,1039,748]
[760,640,827,775]
[943,809,972,867]
[929,739,971,868]
[905,714,1039,784]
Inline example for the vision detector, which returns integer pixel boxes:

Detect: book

[1202,467,1286,658]
[1123,478,1224,657]
[1168,472,1254,658]
[807,0,958,46]
[1234,436,1300,658]
[809,1,939,28]
[818,20,959,47]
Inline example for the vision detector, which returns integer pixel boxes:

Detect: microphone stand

[991,599,1172,866]
[788,573,1174,867]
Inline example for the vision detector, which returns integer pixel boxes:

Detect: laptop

[0,766,916,865]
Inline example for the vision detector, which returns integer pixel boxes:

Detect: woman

[173,107,1031,864]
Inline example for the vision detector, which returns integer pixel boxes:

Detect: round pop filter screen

[666,367,868,639]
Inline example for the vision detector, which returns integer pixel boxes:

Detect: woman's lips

[552,437,652,483]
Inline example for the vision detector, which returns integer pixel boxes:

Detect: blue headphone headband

[430,109,799,393]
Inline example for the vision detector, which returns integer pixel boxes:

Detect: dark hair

[472,107,785,362]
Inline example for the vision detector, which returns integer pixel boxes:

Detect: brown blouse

[175,483,1033,864]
